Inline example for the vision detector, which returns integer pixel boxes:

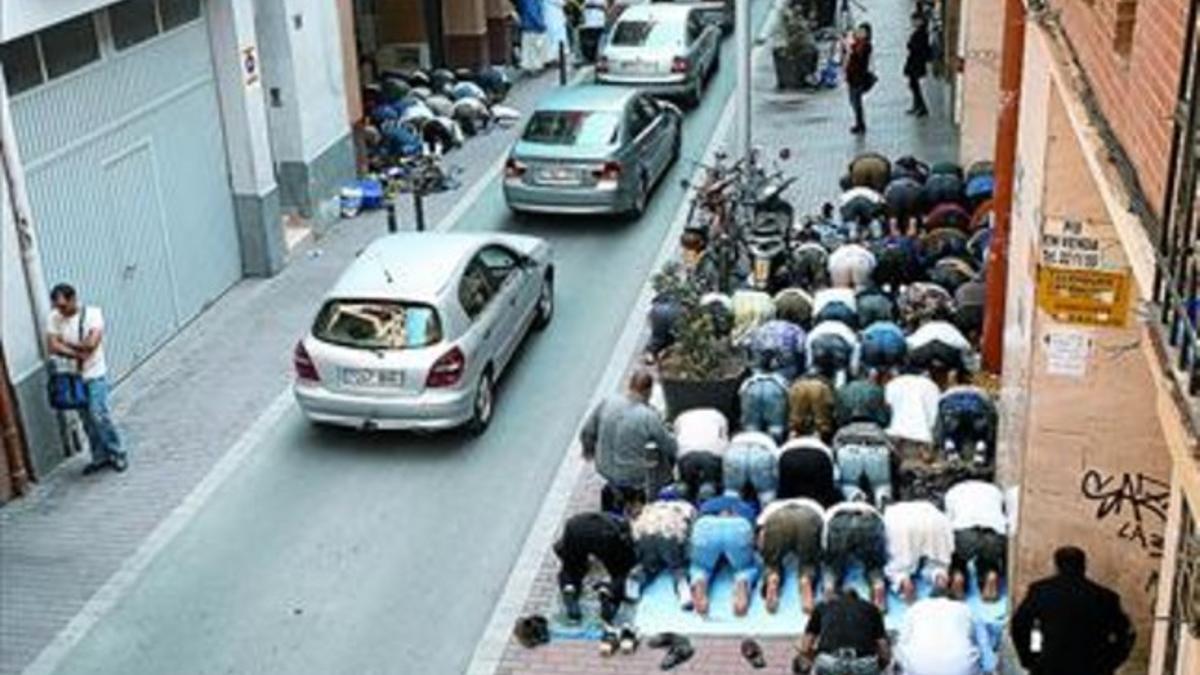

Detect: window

[522,110,622,147]
[478,246,519,289]
[159,0,202,30]
[110,0,161,50]
[687,15,703,43]
[627,98,655,138]
[459,262,496,319]
[39,15,100,79]
[312,300,442,350]
[610,20,683,48]
[0,36,44,95]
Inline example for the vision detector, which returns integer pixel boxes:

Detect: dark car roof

[533,85,638,113]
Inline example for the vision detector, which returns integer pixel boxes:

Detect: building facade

[954,0,1200,671]
[1,0,356,482]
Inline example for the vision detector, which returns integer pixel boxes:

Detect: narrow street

[26,3,774,674]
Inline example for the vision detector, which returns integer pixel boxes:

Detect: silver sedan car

[597,3,721,107]
[293,233,554,434]
[503,85,683,217]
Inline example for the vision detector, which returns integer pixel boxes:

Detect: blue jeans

[723,444,778,502]
[82,377,123,463]
[835,444,892,505]
[688,516,761,586]
[739,374,790,443]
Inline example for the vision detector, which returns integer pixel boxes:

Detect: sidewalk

[0,67,574,675]
[493,5,960,674]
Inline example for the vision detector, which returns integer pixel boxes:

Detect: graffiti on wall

[1080,469,1169,559]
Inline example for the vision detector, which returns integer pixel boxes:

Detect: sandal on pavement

[619,626,639,654]
[660,638,694,671]
[741,638,767,669]
[599,627,620,657]
[647,632,683,650]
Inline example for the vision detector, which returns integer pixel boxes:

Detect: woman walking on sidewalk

[904,12,933,117]
[844,23,875,135]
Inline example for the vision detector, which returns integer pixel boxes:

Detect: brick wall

[1055,0,1189,217]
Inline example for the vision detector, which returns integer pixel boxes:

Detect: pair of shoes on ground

[647,632,694,671]
[906,107,930,117]
[82,455,128,475]
[741,639,767,669]
[850,125,867,135]
[599,625,639,657]
[512,614,550,649]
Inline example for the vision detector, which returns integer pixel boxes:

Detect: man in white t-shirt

[896,593,996,674]
[47,283,126,474]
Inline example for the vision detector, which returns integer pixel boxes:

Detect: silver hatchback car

[293,233,554,434]
[597,3,721,107]
[503,85,682,217]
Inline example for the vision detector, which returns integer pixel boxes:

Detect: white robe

[542,0,570,63]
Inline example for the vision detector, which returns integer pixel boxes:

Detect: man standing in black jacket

[1011,546,1134,675]
[903,13,933,117]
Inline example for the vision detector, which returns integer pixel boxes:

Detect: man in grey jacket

[582,370,679,513]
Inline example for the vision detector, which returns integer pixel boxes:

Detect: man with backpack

[47,283,127,475]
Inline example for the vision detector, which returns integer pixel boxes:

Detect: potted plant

[654,264,747,421]
[772,8,819,90]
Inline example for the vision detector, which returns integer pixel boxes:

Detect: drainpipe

[0,344,30,497]
[980,0,1026,374]
[0,77,52,358]
[1,75,73,459]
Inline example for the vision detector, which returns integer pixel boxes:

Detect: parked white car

[597,3,721,108]
[293,233,554,434]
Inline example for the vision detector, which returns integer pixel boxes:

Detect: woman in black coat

[904,13,933,117]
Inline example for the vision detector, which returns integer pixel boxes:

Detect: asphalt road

[47,7,771,674]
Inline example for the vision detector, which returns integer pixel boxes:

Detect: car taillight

[294,340,319,381]
[592,161,622,183]
[596,56,609,73]
[426,347,466,388]
[505,158,526,179]
[671,57,689,73]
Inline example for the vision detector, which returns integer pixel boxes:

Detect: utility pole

[735,0,752,157]
[981,0,1026,373]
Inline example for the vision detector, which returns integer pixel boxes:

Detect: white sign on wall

[1044,329,1092,378]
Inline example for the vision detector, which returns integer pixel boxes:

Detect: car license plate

[341,368,404,388]
[620,59,657,74]
[538,167,580,184]
[754,259,770,282]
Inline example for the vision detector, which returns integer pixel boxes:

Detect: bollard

[413,191,426,232]
[386,200,398,233]
[559,42,568,85]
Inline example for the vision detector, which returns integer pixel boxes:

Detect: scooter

[744,174,797,293]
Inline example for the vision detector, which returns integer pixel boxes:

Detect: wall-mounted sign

[1036,265,1132,327]
[1044,329,1091,377]
[242,46,259,88]
[1041,218,1103,269]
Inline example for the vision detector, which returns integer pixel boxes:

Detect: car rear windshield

[610,19,680,48]
[312,300,442,350]
[522,110,621,146]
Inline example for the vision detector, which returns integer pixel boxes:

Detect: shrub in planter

[772,8,820,90]
[654,266,747,421]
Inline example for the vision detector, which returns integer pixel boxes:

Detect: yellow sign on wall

[1035,265,1132,327]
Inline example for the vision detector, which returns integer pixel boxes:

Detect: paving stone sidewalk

[0,67,579,675]
[495,4,962,673]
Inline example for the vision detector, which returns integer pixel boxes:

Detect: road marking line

[21,391,295,675]
[435,65,594,233]
[20,63,597,675]
[464,96,739,675]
